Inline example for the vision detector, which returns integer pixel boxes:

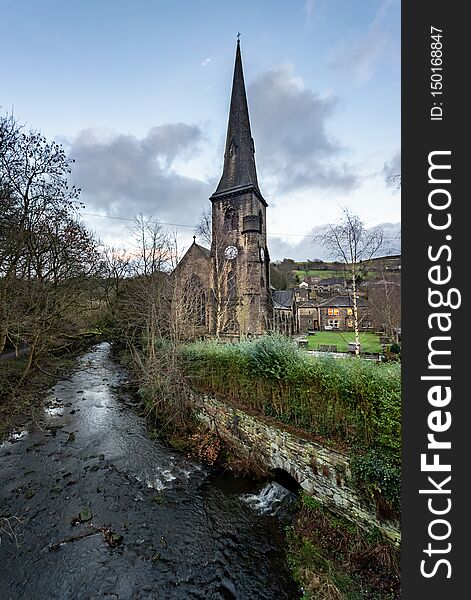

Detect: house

[316,295,371,331]
[293,281,316,303]
[297,300,319,332]
[272,289,298,335]
[317,277,350,296]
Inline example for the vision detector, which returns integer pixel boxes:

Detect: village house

[297,299,319,332]
[272,289,298,335]
[316,295,371,331]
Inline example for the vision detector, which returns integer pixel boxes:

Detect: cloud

[329,0,397,84]
[269,226,327,262]
[330,31,388,85]
[201,58,211,67]
[382,150,401,189]
[66,124,212,225]
[248,65,358,193]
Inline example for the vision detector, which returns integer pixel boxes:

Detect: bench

[318,344,338,353]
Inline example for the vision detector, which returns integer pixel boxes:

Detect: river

[0,343,300,599]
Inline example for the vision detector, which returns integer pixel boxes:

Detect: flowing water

[242,482,297,520]
[0,343,300,599]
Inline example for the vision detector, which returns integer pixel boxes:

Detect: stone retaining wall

[193,394,400,545]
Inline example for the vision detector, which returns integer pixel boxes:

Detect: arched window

[223,317,239,334]
[197,291,206,326]
[258,209,263,233]
[224,208,238,232]
[227,270,236,303]
[184,274,206,326]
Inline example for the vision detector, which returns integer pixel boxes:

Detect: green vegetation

[287,493,400,599]
[182,335,399,449]
[305,332,382,354]
[181,334,401,511]
[293,269,347,280]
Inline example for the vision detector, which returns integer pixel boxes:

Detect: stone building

[175,39,277,338]
[272,289,298,335]
[297,300,319,332]
[316,295,371,331]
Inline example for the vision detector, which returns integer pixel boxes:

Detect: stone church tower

[174,40,272,339]
[209,39,272,337]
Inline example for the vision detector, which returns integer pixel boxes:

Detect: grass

[287,493,400,599]
[293,270,375,282]
[304,332,382,354]
[293,270,347,280]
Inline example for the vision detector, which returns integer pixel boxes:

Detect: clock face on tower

[224,245,238,260]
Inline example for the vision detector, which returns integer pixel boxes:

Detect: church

[174,39,290,338]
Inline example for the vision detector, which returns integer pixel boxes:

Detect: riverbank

[287,495,400,599]
[117,341,401,600]
[0,336,102,441]
[0,342,299,599]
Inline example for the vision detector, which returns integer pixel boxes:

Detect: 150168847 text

[430,26,444,121]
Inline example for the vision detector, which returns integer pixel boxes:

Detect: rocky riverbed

[0,343,299,600]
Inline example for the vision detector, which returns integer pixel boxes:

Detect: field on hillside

[293,269,346,280]
[293,269,374,281]
[305,331,382,353]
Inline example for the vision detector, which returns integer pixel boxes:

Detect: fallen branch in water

[49,525,100,550]
[49,525,124,551]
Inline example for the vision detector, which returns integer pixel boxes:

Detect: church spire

[212,38,260,198]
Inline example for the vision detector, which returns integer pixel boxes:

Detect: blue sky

[2,0,400,260]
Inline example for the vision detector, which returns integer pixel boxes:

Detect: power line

[81,211,320,239]
[83,212,195,229]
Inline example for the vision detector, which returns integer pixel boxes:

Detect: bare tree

[368,272,401,341]
[104,227,196,434]
[129,214,175,276]
[100,246,131,317]
[194,207,240,339]
[194,207,212,247]
[319,209,384,355]
[0,112,100,377]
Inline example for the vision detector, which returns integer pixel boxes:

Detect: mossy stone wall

[194,393,400,545]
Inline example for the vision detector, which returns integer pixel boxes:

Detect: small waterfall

[241,481,297,517]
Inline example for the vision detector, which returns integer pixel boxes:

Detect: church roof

[272,289,294,309]
[211,40,262,201]
[172,239,210,275]
[195,243,210,258]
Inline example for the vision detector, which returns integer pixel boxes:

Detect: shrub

[350,449,401,514]
[180,335,401,458]
[180,335,401,510]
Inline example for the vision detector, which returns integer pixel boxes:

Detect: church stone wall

[174,244,211,336]
[211,191,271,337]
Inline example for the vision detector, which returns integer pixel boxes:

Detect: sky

[2,0,400,261]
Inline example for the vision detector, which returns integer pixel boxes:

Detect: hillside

[270,255,401,289]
